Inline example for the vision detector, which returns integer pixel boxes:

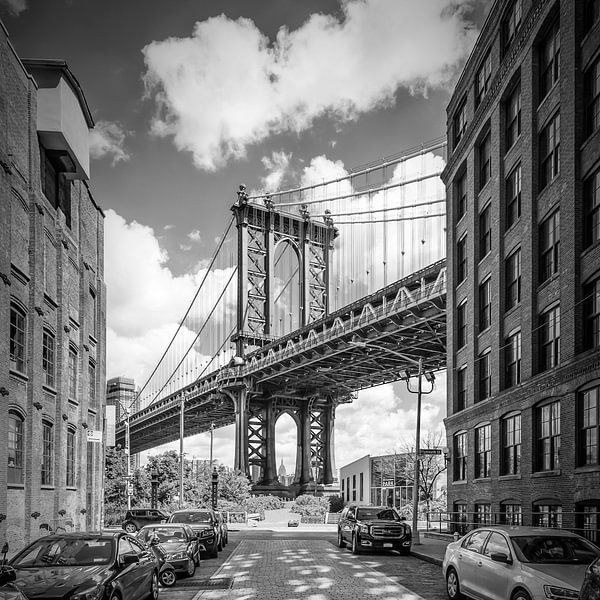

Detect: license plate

[383,543,393,548]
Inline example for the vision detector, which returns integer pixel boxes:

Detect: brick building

[0,21,106,549]
[442,0,600,538]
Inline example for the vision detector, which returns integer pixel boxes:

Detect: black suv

[122,508,170,533]
[168,509,221,558]
[337,505,411,555]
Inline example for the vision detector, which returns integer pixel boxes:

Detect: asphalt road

[160,529,447,600]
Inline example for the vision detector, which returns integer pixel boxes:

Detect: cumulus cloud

[89,120,130,165]
[164,224,175,231]
[187,229,202,243]
[1,0,26,15]
[143,0,478,171]
[260,150,292,192]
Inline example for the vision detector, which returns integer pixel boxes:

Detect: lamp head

[424,371,436,384]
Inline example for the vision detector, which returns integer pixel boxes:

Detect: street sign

[87,430,103,443]
[126,483,134,496]
[382,478,395,487]
[419,448,443,455]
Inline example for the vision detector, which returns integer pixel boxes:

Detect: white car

[442,526,600,600]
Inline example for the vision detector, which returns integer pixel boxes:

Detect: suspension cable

[312,198,445,219]
[334,213,446,225]
[135,216,235,404]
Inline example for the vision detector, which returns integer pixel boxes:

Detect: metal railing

[425,511,600,545]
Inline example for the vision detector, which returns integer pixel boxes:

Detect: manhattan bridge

[116,138,449,495]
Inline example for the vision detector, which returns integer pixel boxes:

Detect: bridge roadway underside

[119,260,447,456]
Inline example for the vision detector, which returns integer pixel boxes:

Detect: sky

[2,0,491,475]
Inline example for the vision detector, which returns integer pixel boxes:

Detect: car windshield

[171,511,212,524]
[356,508,400,521]
[512,535,600,564]
[139,527,186,543]
[11,537,113,567]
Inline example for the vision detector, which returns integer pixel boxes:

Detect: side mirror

[0,567,16,586]
[490,552,512,564]
[120,553,140,566]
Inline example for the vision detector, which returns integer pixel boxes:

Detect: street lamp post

[348,339,435,545]
[124,407,131,510]
[179,394,185,509]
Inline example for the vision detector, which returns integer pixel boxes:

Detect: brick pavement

[191,539,428,600]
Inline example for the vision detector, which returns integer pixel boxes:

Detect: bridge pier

[233,387,249,477]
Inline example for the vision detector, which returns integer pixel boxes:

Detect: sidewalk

[410,532,452,566]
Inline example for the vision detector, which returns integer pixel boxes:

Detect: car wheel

[446,568,463,600]
[185,557,196,578]
[124,522,137,534]
[511,590,532,600]
[351,533,361,555]
[337,530,345,548]
[159,569,177,587]
[398,548,410,556]
[147,572,159,600]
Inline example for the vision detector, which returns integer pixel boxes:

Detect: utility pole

[179,394,185,509]
[411,358,423,546]
[124,406,131,511]
[209,422,214,470]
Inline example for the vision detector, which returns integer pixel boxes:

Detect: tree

[392,430,448,516]
[104,446,127,507]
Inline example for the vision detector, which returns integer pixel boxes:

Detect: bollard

[453,532,460,541]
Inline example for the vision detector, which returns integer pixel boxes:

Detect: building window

[579,384,600,467]
[66,428,76,487]
[475,51,492,107]
[42,330,56,389]
[505,248,521,311]
[42,421,54,485]
[455,171,467,221]
[505,83,521,149]
[475,424,491,478]
[479,278,491,332]
[479,205,491,260]
[478,350,491,402]
[503,0,522,51]
[577,502,600,544]
[539,210,560,283]
[539,112,560,190]
[506,164,521,229]
[457,235,467,284]
[536,400,560,472]
[457,366,467,412]
[40,146,72,228]
[585,169,600,248]
[539,21,560,100]
[89,288,97,338]
[539,305,560,371]
[453,503,468,535]
[585,278,600,350]
[10,304,26,373]
[479,132,491,190]
[501,504,523,525]
[346,477,350,501]
[352,474,356,501]
[89,361,96,404]
[505,330,522,388]
[533,505,562,528]
[8,412,24,484]
[453,98,468,149]
[359,472,364,502]
[475,503,492,525]
[586,58,600,138]
[68,346,78,399]
[501,413,521,475]
[457,301,467,349]
[454,432,467,481]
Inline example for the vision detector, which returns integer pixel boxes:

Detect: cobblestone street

[161,531,447,600]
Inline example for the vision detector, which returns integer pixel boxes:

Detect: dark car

[122,508,170,534]
[214,511,228,548]
[8,531,158,600]
[337,504,412,555]
[581,557,600,600]
[168,509,220,558]
[137,524,202,577]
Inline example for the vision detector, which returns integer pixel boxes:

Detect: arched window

[66,427,76,487]
[41,420,54,485]
[475,423,491,479]
[534,399,560,472]
[8,411,24,484]
[578,381,600,467]
[42,329,56,388]
[501,412,521,475]
[454,431,468,482]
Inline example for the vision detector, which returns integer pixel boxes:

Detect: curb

[410,550,443,567]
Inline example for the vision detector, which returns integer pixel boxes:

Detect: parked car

[337,504,412,555]
[8,531,158,600]
[122,508,170,534]
[581,557,600,600]
[168,509,221,558]
[214,511,228,548]
[137,524,202,577]
[443,526,600,600]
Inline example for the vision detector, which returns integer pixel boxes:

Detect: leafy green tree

[104,447,127,507]
[291,494,330,518]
